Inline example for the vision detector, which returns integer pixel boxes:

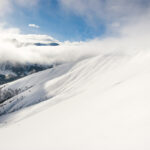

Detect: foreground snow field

[0,49,150,150]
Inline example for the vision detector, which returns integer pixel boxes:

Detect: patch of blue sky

[5,0,106,41]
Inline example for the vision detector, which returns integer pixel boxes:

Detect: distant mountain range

[0,62,53,85]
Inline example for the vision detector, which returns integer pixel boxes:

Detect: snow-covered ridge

[0,50,134,118]
[1,49,150,149]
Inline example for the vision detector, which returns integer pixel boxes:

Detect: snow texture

[0,49,150,150]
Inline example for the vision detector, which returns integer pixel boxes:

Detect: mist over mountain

[0,62,54,85]
[0,33,61,85]
[1,0,150,150]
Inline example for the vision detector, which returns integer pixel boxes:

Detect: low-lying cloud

[0,19,150,66]
[0,0,150,66]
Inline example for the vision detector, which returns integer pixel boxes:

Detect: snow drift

[0,45,150,149]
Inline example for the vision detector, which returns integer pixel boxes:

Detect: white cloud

[0,21,150,66]
[0,0,39,16]
[28,24,40,29]
[59,0,150,28]
[0,1,150,67]
[0,0,12,17]
[15,0,39,7]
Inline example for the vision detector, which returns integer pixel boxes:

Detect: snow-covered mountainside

[0,49,150,150]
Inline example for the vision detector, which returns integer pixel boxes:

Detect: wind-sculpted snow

[0,51,130,118]
[1,50,150,150]
[0,62,74,116]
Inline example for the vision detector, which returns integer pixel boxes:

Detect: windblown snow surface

[0,47,150,150]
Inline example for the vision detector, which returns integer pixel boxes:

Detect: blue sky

[3,0,105,41]
[1,0,150,42]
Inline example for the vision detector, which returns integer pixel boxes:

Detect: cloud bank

[0,0,150,66]
[0,21,150,66]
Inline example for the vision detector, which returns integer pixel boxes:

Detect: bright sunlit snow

[0,47,150,149]
[1,0,150,150]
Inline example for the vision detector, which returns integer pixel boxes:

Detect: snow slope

[0,49,150,150]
